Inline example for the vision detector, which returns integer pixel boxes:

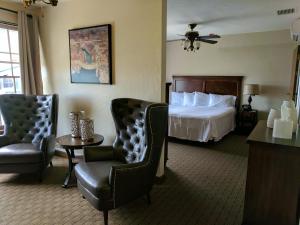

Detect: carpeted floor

[0,134,248,225]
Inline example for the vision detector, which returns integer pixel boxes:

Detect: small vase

[70,112,81,138]
[69,111,85,138]
[80,118,94,141]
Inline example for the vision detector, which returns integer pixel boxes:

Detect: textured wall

[39,0,166,144]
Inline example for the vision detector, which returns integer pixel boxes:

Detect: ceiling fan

[23,0,58,8]
[178,24,220,52]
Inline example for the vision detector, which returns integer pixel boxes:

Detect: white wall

[39,0,166,144]
[167,30,297,118]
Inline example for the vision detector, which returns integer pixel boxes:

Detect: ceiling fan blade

[176,34,186,37]
[198,34,221,39]
[198,39,218,44]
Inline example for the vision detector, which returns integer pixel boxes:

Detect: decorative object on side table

[69,111,85,138]
[80,118,94,141]
[56,134,104,188]
[272,100,298,139]
[69,24,112,84]
[243,84,259,111]
[239,109,258,134]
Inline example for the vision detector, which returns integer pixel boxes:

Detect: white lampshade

[244,84,259,95]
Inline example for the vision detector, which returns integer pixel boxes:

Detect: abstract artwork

[69,24,112,84]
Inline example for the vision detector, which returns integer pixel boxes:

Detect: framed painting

[69,24,112,84]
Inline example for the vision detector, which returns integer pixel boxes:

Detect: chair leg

[147,193,151,205]
[103,210,108,225]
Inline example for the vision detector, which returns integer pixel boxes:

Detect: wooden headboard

[167,75,243,109]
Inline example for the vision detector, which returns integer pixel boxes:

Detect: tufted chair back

[112,99,150,164]
[111,97,168,180]
[111,98,167,164]
[0,94,58,145]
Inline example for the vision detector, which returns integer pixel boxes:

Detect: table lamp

[243,84,259,111]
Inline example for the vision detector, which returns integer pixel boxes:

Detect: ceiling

[5,0,300,40]
[167,0,300,40]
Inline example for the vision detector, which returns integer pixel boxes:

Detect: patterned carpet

[0,134,248,225]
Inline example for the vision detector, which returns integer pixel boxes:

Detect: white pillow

[170,92,184,106]
[194,92,210,106]
[209,94,236,107]
[210,99,232,108]
[183,92,195,106]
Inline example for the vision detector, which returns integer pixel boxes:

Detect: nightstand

[238,110,258,134]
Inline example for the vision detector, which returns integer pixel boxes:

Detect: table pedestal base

[62,148,76,188]
[56,134,104,188]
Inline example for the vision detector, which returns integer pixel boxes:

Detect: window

[0,24,21,94]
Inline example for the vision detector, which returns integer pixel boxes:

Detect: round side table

[56,134,104,188]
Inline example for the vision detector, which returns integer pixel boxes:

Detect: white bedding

[169,105,236,142]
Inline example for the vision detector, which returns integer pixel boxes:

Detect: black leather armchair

[75,98,168,225]
[0,94,58,180]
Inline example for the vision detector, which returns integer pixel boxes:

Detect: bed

[166,76,243,142]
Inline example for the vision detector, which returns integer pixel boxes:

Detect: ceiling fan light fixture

[23,0,32,8]
[195,40,201,50]
[179,24,220,52]
[43,0,58,6]
[181,39,189,48]
[181,39,200,52]
[22,0,58,8]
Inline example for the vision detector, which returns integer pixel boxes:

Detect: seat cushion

[75,160,124,200]
[0,143,42,164]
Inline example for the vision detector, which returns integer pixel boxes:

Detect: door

[290,46,300,117]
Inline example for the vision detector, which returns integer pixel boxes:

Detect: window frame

[0,23,20,94]
[0,22,19,133]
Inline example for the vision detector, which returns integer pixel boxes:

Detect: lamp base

[248,95,252,105]
[242,104,252,111]
[246,95,253,111]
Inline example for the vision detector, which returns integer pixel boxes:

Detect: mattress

[168,105,236,142]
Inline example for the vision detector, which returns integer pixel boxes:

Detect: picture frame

[69,24,112,84]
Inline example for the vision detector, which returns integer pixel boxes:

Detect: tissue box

[272,119,293,139]
[267,109,280,128]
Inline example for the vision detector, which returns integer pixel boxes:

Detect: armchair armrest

[109,162,151,207]
[40,135,56,164]
[83,146,115,162]
[0,135,10,148]
[109,162,149,185]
